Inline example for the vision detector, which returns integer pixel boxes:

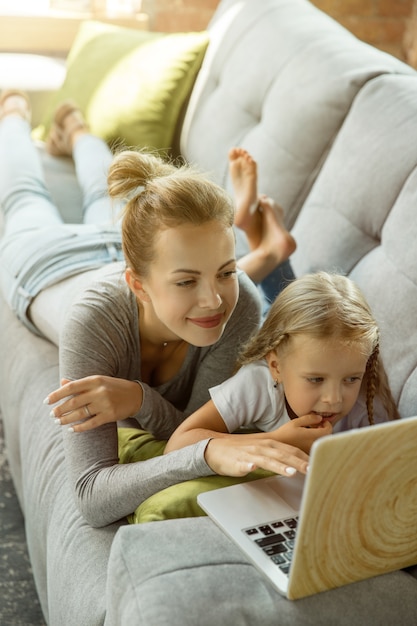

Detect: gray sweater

[59,263,261,527]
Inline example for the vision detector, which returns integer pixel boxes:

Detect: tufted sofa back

[181,0,414,228]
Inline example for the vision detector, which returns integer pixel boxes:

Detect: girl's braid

[365,343,380,425]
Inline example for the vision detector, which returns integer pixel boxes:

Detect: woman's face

[272,335,369,426]
[137,220,239,347]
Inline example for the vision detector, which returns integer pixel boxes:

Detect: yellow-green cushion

[118,428,273,524]
[118,427,167,462]
[34,21,209,151]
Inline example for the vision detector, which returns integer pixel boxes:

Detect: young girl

[165,271,400,470]
[0,90,308,527]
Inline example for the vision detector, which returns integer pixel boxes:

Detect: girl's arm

[164,400,230,453]
[166,398,331,456]
[165,401,311,477]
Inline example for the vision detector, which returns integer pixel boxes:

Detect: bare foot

[237,195,296,283]
[229,147,258,227]
[258,195,297,267]
[229,147,296,283]
[229,147,263,249]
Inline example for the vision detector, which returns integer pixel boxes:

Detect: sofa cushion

[106,518,417,625]
[34,20,208,153]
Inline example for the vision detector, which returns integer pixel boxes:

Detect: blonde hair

[238,271,400,424]
[107,150,235,277]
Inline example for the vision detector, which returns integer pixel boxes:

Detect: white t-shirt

[210,360,290,432]
[209,359,389,433]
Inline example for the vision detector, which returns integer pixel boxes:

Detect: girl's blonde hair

[238,271,400,424]
[107,150,235,277]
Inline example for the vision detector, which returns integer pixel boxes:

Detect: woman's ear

[266,349,282,383]
[125,268,151,303]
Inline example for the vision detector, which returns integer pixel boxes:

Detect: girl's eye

[345,376,362,384]
[307,377,323,384]
[176,280,196,288]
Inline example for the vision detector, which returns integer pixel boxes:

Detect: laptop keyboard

[243,517,299,576]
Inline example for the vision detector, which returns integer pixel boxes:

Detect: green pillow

[118,428,273,524]
[34,21,209,151]
[118,427,167,462]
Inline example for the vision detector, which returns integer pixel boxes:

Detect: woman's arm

[46,376,144,432]
[62,421,214,527]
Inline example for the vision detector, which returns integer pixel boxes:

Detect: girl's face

[134,220,239,347]
[270,334,369,426]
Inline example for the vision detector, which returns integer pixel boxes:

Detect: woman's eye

[219,270,237,280]
[176,280,195,288]
[307,377,323,384]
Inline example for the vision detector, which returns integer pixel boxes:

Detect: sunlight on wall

[0,0,142,15]
[0,0,50,14]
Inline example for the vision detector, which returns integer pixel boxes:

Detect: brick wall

[141,0,219,32]
[143,0,415,63]
[311,0,414,60]
[403,0,417,67]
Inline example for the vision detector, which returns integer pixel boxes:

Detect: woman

[0,90,308,527]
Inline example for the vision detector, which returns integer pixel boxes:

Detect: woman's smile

[188,313,224,328]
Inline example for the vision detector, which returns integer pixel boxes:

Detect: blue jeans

[0,117,124,335]
[260,258,295,306]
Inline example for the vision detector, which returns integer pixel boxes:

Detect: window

[0,0,147,54]
[0,1,143,15]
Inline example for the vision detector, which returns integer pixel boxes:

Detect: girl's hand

[271,413,333,453]
[44,376,143,432]
[204,437,309,478]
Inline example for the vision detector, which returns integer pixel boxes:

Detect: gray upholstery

[1,0,416,623]
[291,74,417,417]
[181,0,413,228]
[106,520,417,626]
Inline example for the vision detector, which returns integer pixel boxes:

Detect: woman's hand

[269,413,333,453]
[204,437,309,478]
[44,376,143,432]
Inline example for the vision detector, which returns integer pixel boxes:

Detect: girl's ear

[125,267,151,303]
[266,349,282,383]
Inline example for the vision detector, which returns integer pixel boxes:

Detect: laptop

[198,416,417,600]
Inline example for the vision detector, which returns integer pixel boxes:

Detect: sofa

[1,0,417,624]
